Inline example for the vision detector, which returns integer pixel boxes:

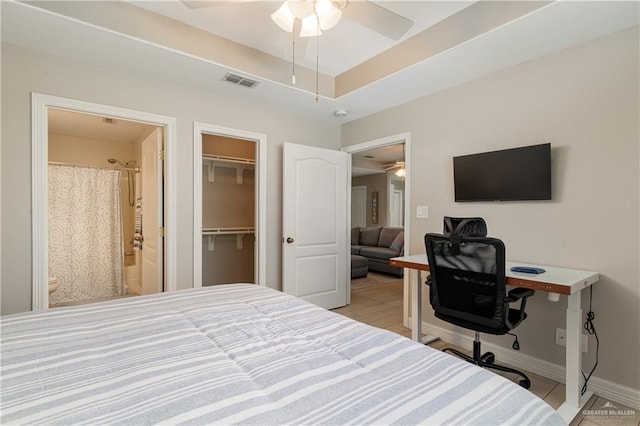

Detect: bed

[1,284,565,425]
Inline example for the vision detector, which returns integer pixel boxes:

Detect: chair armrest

[506,287,534,302]
[504,287,535,329]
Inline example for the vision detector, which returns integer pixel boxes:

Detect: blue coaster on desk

[510,266,546,274]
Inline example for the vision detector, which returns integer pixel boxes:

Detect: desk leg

[411,269,422,342]
[557,291,593,423]
[410,269,439,345]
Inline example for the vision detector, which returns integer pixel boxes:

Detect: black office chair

[424,232,535,388]
[443,216,487,237]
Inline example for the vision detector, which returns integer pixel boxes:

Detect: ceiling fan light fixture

[395,168,406,178]
[315,0,341,30]
[300,14,322,37]
[271,2,295,32]
[287,0,315,19]
[272,0,344,35]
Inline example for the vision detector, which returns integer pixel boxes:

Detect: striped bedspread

[1,284,565,425]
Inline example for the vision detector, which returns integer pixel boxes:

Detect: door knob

[286,237,294,244]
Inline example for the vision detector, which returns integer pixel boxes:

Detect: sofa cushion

[351,245,365,255]
[351,227,360,245]
[359,246,399,261]
[359,226,382,246]
[378,227,403,248]
[389,231,404,253]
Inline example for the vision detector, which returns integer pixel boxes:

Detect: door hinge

[158,227,165,237]
[158,150,165,161]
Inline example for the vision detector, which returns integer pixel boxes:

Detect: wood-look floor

[333,273,639,426]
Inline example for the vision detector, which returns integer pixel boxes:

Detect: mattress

[1,284,565,425]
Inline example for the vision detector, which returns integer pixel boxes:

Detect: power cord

[581,286,599,395]
[507,332,520,350]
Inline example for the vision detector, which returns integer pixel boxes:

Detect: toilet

[48,276,60,294]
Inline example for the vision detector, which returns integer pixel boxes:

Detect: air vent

[103,117,118,125]
[223,73,259,89]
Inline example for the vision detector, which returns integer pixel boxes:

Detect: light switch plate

[417,206,429,218]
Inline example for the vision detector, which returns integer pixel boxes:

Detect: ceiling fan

[180,0,414,41]
[383,160,406,177]
[383,161,405,171]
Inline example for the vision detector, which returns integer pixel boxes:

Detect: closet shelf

[203,154,255,184]
[202,227,255,251]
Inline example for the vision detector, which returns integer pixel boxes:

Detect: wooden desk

[390,253,599,424]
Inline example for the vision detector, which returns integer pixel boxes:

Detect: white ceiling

[48,109,156,143]
[351,142,405,177]
[127,1,475,76]
[2,1,638,124]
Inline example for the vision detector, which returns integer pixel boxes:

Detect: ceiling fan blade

[342,1,414,40]
[180,0,253,9]
[383,161,404,170]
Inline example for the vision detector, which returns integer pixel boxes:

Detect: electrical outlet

[555,328,588,353]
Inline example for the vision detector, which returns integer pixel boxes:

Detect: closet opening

[193,123,267,287]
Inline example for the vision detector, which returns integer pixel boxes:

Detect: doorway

[47,109,163,306]
[342,132,411,328]
[31,93,177,311]
[192,122,267,287]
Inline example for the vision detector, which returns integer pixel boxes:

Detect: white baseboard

[412,319,640,410]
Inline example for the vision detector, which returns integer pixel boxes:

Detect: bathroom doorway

[31,93,178,311]
[47,109,163,307]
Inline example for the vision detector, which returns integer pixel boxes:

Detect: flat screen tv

[453,143,551,202]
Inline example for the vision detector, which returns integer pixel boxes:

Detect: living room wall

[341,27,640,392]
[352,174,388,226]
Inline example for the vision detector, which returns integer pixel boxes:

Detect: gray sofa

[351,226,404,277]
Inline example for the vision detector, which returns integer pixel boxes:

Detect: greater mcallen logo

[583,401,637,421]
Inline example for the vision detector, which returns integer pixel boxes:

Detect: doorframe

[31,92,178,311]
[192,122,267,287]
[341,131,411,327]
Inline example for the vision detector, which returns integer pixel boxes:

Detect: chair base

[443,338,531,389]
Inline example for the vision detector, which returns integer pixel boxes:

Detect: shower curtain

[48,165,124,304]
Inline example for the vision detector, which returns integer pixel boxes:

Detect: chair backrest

[443,216,487,237]
[425,233,506,331]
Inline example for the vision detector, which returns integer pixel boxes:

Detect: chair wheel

[480,352,495,364]
[518,379,531,389]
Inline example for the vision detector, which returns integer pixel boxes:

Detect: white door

[389,187,404,227]
[282,142,349,309]
[351,186,366,228]
[141,128,164,294]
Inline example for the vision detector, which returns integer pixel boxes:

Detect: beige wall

[352,174,388,226]
[342,27,640,390]
[0,43,341,314]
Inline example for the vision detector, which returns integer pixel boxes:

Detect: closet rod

[48,161,140,173]
[202,154,255,165]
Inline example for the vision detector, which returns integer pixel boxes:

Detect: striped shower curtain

[48,165,124,304]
